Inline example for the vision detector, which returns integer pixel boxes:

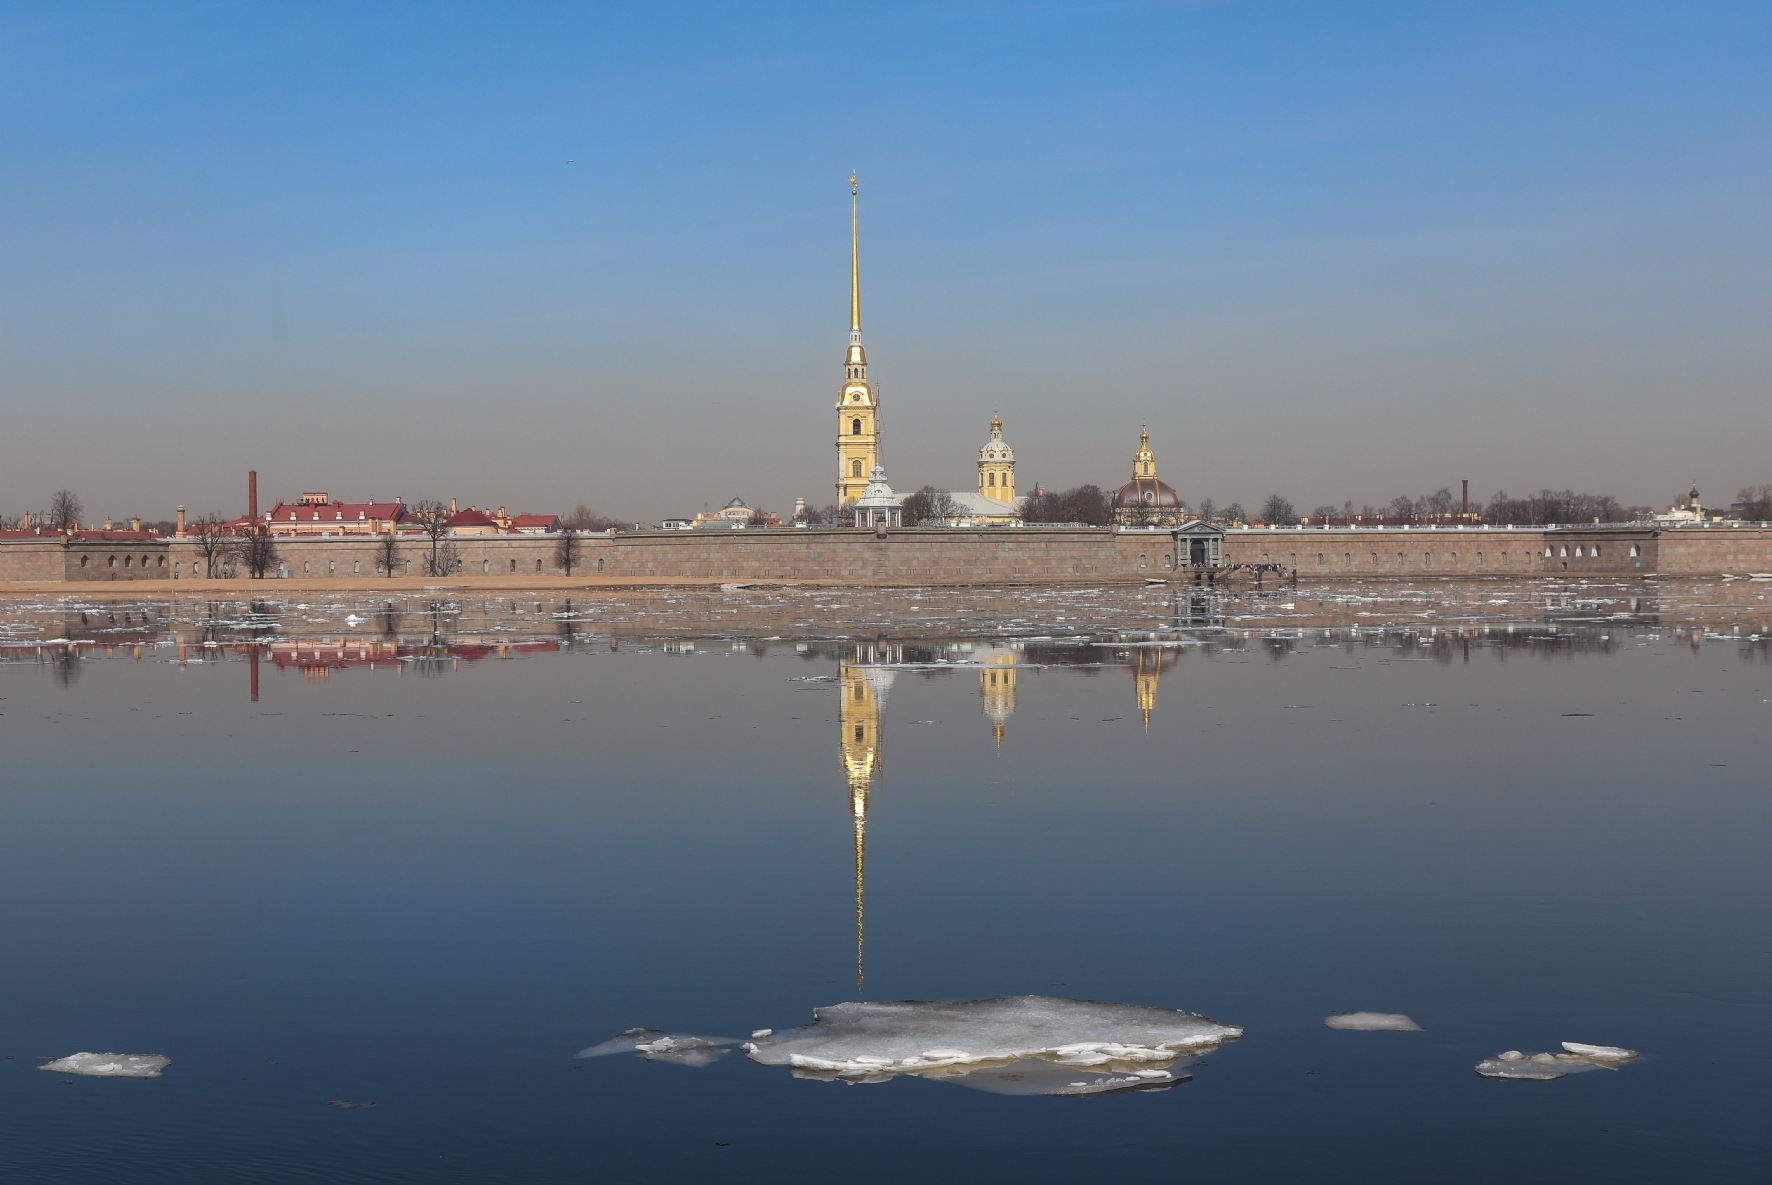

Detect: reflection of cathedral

[1127,646,1180,729]
[979,650,1017,744]
[838,646,894,988]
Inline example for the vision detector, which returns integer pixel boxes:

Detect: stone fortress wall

[3,523,1770,585]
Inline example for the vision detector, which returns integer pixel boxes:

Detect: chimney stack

[176,506,186,538]
[1461,479,1469,517]
[249,470,259,522]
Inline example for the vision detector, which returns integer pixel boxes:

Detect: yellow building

[836,176,881,504]
[977,412,1015,504]
[838,649,891,986]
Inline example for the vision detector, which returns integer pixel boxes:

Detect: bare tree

[377,531,401,577]
[1259,495,1298,525]
[1195,497,1216,523]
[191,513,232,578]
[555,524,582,575]
[1423,487,1456,520]
[1311,505,1338,522]
[231,532,280,579]
[1735,484,1772,520]
[411,500,460,577]
[1386,495,1417,522]
[901,486,961,525]
[567,504,622,531]
[49,490,82,532]
[1221,501,1247,525]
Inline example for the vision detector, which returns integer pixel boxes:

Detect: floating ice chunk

[1561,1042,1636,1060]
[744,996,1240,1095]
[1476,1044,1639,1080]
[577,1028,738,1067]
[1325,1012,1422,1031]
[750,1029,773,1039]
[40,1052,169,1078]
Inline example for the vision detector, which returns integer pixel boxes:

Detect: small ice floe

[578,1028,739,1068]
[744,996,1241,1096]
[39,1053,170,1078]
[1325,1012,1422,1032]
[328,1099,376,1109]
[1475,1042,1639,1081]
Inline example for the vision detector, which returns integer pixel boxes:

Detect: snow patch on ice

[577,1028,738,1067]
[743,996,1240,1094]
[1475,1044,1639,1080]
[40,1052,169,1078]
[1324,1012,1422,1031]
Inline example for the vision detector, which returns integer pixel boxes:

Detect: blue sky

[2,1,1767,521]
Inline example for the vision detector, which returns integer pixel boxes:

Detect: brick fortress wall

[3,525,1769,584]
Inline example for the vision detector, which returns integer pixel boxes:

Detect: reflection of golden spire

[979,651,1017,748]
[838,655,884,989]
[1132,649,1160,730]
[849,174,861,335]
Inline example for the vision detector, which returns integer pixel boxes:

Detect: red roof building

[264,498,407,537]
[506,513,560,534]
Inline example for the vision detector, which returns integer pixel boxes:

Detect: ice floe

[743,996,1241,1095]
[577,1028,739,1067]
[39,1052,169,1078]
[1324,1012,1422,1032]
[1475,1042,1639,1080]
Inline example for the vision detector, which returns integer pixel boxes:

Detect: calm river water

[1,580,1767,1182]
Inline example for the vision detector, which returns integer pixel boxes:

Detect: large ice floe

[577,1028,739,1068]
[1324,1012,1422,1032]
[742,996,1242,1096]
[1475,1042,1639,1081]
[39,1053,170,1078]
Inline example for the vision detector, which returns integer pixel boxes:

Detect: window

[328,560,335,572]
[1574,545,1584,557]
[1138,554,1147,569]
[1423,552,1430,567]
[852,459,863,477]
[987,472,995,487]
[303,561,310,572]
[1449,552,1457,567]
[1316,553,1324,566]
[80,555,88,567]
[597,557,605,573]
[483,558,490,573]
[1397,552,1404,567]
[852,418,862,435]
[1559,545,1568,557]
[1369,552,1378,566]
[1343,552,1351,566]
[1629,544,1640,557]
[536,559,542,572]
[1592,544,1601,557]
[1545,547,1553,558]
[123,555,131,567]
[510,558,517,572]
[353,560,361,572]
[108,555,116,567]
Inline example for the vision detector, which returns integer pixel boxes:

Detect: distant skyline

[2,1,1768,524]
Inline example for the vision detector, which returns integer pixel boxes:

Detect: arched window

[80,555,88,567]
[597,557,605,573]
[108,555,116,567]
[1138,554,1147,569]
[987,472,995,487]
[510,558,516,572]
[1592,544,1602,557]
[122,555,131,567]
[1629,544,1640,558]
[851,418,862,435]
[851,459,863,477]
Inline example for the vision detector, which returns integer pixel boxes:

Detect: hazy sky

[2,1,1768,523]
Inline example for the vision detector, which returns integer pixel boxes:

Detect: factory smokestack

[1461,479,1469,517]
[249,470,258,523]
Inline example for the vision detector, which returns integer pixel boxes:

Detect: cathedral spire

[849,173,862,342]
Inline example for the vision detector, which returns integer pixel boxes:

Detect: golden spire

[849,173,861,337]
[990,410,1002,435]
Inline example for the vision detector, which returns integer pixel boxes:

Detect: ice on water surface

[744,996,1241,1094]
[577,1028,739,1067]
[40,1053,170,1078]
[1475,1043,1639,1081]
[1324,1012,1422,1031]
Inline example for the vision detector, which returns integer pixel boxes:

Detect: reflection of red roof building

[1112,429,1187,526]
[264,496,407,537]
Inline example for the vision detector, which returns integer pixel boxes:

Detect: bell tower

[836,174,880,504]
